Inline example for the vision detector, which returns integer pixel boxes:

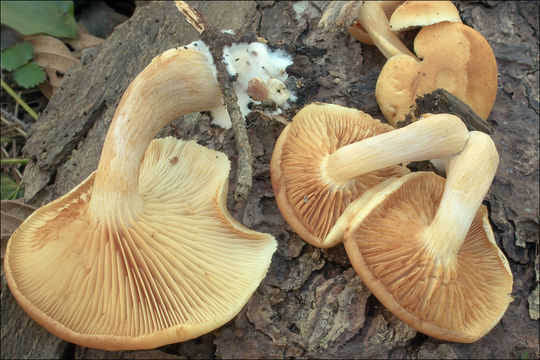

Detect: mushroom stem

[324,114,468,184]
[88,49,222,220]
[424,131,499,260]
[357,1,417,59]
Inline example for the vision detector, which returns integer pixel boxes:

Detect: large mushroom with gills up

[4,48,277,350]
[344,131,513,342]
[271,103,469,248]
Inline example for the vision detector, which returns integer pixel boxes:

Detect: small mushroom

[376,21,498,126]
[271,103,469,248]
[388,0,461,32]
[247,77,268,101]
[348,1,403,46]
[344,131,513,342]
[353,1,416,59]
[321,1,461,57]
[4,48,277,350]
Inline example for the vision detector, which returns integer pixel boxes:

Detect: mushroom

[348,1,403,46]
[388,1,462,32]
[348,0,461,46]
[270,103,469,248]
[344,131,513,342]
[376,21,498,127]
[4,48,277,350]
[351,1,416,59]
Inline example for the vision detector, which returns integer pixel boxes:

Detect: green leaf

[0,41,34,71]
[13,62,46,89]
[1,174,23,200]
[1,1,77,39]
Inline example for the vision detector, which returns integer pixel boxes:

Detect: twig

[1,109,29,131]
[0,80,39,120]
[397,88,494,134]
[1,146,9,158]
[176,1,256,201]
[11,167,23,183]
[1,115,27,138]
[175,1,205,34]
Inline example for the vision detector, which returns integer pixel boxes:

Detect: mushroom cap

[270,103,410,248]
[344,171,513,342]
[4,137,277,350]
[376,21,498,127]
[389,1,462,32]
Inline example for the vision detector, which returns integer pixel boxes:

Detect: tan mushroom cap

[344,133,513,342]
[376,21,498,126]
[6,139,277,350]
[389,1,461,32]
[272,106,470,248]
[271,105,469,249]
[4,48,277,350]
[271,103,410,248]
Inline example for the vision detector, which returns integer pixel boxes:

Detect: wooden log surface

[2,1,538,359]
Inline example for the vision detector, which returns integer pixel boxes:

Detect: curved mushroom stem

[349,1,403,45]
[356,1,417,59]
[88,49,223,221]
[324,114,468,184]
[423,131,499,261]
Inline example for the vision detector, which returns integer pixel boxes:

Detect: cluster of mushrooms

[3,0,512,352]
[274,0,511,343]
[271,104,512,343]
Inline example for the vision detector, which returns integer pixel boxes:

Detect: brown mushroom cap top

[376,22,498,127]
[344,132,513,342]
[389,0,462,32]
[270,103,410,248]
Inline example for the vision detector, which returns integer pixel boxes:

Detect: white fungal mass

[185,40,295,129]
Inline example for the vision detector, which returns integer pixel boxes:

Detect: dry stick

[0,115,27,138]
[1,108,29,132]
[176,1,256,201]
[397,88,494,134]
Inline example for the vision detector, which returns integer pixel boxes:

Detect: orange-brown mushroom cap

[270,103,410,248]
[344,171,513,342]
[389,1,461,32]
[376,21,498,126]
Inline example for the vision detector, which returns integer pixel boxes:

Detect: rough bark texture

[2,1,538,359]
